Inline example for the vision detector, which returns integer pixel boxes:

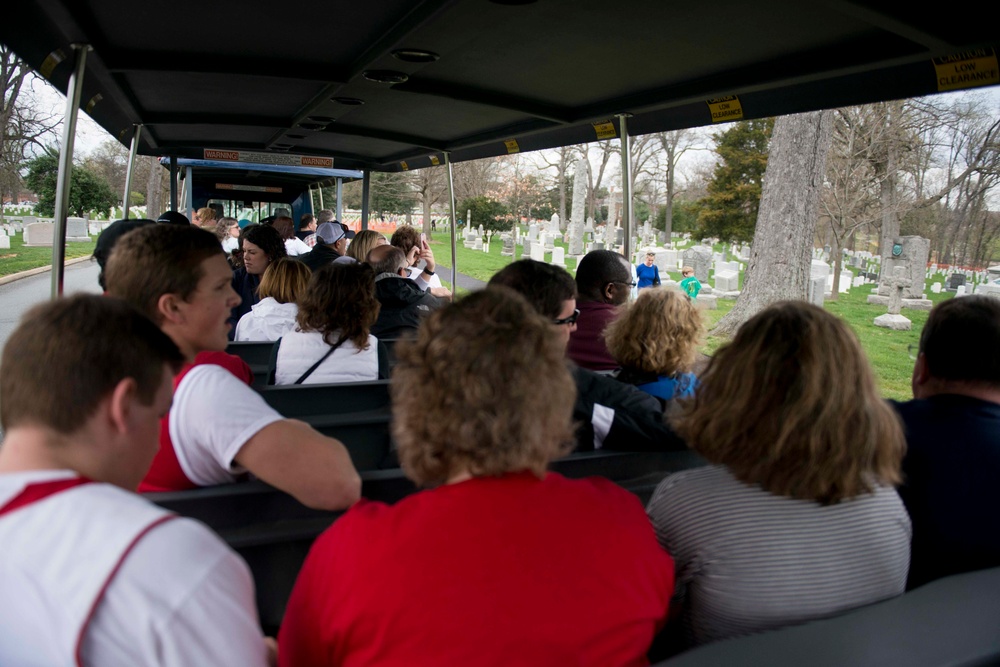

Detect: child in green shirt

[680,266,701,300]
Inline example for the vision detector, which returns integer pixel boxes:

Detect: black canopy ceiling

[4,0,998,172]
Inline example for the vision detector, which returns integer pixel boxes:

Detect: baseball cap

[316,221,347,244]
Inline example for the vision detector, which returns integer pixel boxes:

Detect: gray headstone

[23,221,54,247]
[682,246,712,282]
[66,217,90,242]
[808,275,826,307]
[878,236,928,299]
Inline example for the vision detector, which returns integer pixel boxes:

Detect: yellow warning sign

[40,49,65,78]
[400,161,409,171]
[934,49,999,92]
[429,155,440,166]
[593,120,617,140]
[707,96,743,123]
[504,139,520,154]
[85,94,103,114]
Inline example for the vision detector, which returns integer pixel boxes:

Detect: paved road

[0,261,102,351]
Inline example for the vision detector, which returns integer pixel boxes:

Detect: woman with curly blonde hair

[272,262,383,384]
[647,301,911,647]
[278,288,676,666]
[604,287,702,409]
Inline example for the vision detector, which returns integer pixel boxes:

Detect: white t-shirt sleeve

[170,365,284,486]
[81,518,269,667]
[407,265,443,291]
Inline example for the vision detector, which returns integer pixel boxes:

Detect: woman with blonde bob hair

[234,258,311,341]
[273,262,383,384]
[647,301,911,647]
[278,288,676,666]
[604,287,702,409]
[346,228,388,262]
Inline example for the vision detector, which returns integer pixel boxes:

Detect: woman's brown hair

[296,262,380,350]
[604,287,702,375]
[392,288,576,487]
[673,301,904,505]
[258,257,311,304]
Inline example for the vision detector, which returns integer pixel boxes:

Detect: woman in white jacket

[274,262,382,385]
[234,258,311,341]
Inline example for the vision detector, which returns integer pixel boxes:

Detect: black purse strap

[294,334,348,384]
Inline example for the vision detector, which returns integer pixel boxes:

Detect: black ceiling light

[392,49,440,64]
[363,70,409,84]
[286,133,307,139]
[297,122,327,131]
[332,97,365,105]
[306,116,335,123]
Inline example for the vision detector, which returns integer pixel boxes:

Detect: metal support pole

[185,166,194,222]
[51,44,89,299]
[618,113,633,261]
[169,156,178,211]
[445,153,458,293]
[307,185,316,215]
[360,170,371,230]
[335,178,343,221]
[317,182,325,210]
[121,124,143,220]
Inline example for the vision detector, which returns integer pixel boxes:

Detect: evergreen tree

[458,195,512,233]
[24,146,117,217]
[697,118,774,243]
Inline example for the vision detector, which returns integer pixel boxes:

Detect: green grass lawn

[0,233,96,277]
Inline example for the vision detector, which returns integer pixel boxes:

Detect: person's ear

[603,282,616,301]
[157,293,186,325]
[107,378,138,435]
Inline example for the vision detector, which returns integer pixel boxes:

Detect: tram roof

[3,1,998,172]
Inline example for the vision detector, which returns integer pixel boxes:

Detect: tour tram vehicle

[3,1,999,663]
[166,155,364,226]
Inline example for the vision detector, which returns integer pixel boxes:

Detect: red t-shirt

[279,471,674,667]
[139,351,253,493]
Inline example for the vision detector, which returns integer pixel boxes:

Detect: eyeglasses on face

[553,309,580,326]
[610,281,637,288]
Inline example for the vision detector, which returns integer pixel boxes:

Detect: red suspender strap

[0,477,93,517]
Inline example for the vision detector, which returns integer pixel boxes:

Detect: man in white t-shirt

[104,224,360,509]
[0,295,273,666]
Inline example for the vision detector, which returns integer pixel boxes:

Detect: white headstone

[930,282,942,294]
[808,275,826,307]
[551,246,566,267]
[66,217,90,242]
[23,222,54,247]
[0,235,9,250]
[714,270,739,292]
[529,242,545,262]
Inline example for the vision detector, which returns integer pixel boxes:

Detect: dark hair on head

[241,223,287,262]
[392,287,575,487]
[296,263,380,350]
[487,259,577,320]
[105,224,224,323]
[575,249,632,299]
[272,216,295,241]
[1,295,184,434]
[156,210,190,225]
[300,213,315,228]
[920,295,1000,388]
[367,245,408,275]
[93,219,155,290]
[673,301,904,505]
[390,225,421,254]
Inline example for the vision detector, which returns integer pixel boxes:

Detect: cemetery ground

[431,230,951,401]
[0,233,96,277]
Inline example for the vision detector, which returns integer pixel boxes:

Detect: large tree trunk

[713,110,834,337]
[146,156,163,219]
[877,101,901,273]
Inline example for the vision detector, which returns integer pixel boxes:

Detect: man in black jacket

[488,260,688,453]
[366,245,450,339]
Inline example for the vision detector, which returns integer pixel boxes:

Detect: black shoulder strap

[267,338,281,385]
[294,335,348,384]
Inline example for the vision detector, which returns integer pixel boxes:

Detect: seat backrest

[257,380,393,470]
[226,341,276,388]
[657,566,1000,667]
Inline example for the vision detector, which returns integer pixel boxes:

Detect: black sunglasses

[553,309,580,326]
[611,280,637,288]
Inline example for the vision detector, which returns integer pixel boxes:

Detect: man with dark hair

[105,224,360,511]
[568,249,634,371]
[894,295,1000,589]
[367,244,448,338]
[0,295,272,666]
[488,259,685,453]
[297,213,318,245]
